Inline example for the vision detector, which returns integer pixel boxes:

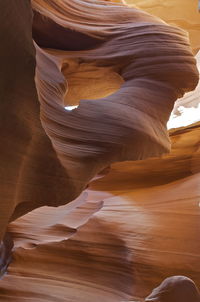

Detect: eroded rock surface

[0,122,199,301]
[0,0,200,300]
[125,0,200,54]
[1,0,198,242]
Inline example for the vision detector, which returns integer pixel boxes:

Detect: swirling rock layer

[0,122,199,301]
[34,0,199,205]
[0,0,200,300]
[125,0,200,54]
[1,0,198,241]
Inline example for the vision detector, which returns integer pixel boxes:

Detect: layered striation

[0,0,200,300]
[125,0,200,54]
[1,0,198,241]
[172,51,200,114]
[0,122,199,301]
[34,0,198,206]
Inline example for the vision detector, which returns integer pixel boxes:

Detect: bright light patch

[65,105,79,111]
[167,103,200,129]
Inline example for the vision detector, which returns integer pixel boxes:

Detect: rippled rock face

[173,51,200,114]
[124,0,200,114]
[125,0,200,54]
[0,122,199,301]
[0,0,198,239]
[0,0,200,301]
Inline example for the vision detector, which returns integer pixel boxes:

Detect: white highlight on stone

[65,105,79,111]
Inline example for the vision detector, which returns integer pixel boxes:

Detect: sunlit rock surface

[0,0,198,239]
[125,0,200,54]
[0,0,200,300]
[0,122,199,301]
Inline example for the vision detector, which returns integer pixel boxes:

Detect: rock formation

[145,276,200,302]
[124,0,200,114]
[0,0,199,301]
[125,0,200,54]
[0,121,199,301]
[172,51,200,114]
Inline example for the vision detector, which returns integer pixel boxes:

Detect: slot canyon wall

[123,0,200,114]
[0,0,200,301]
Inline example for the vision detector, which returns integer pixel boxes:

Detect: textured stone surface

[1,0,198,242]
[0,123,199,301]
[125,0,200,53]
[173,51,200,113]
[0,0,199,300]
